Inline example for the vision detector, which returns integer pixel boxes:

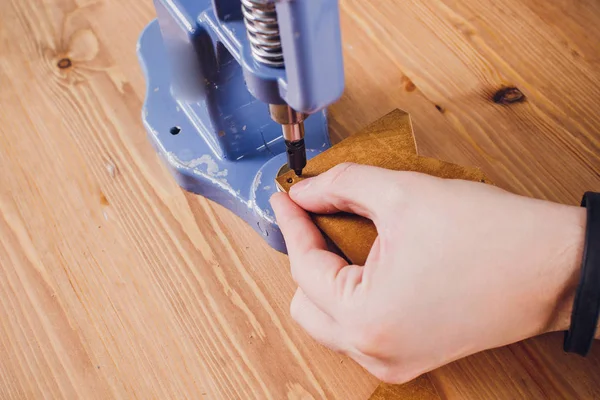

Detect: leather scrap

[276,109,490,266]
[275,109,491,399]
[370,376,441,400]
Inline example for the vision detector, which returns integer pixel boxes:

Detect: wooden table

[1,0,599,398]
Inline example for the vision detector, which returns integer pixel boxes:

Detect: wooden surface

[1,0,599,399]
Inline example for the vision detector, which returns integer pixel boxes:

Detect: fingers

[271,193,355,314]
[270,192,328,258]
[290,289,345,352]
[289,163,401,222]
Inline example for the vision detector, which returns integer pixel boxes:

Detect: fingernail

[290,178,313,195]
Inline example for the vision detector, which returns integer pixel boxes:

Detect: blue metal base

[137,20,331,253]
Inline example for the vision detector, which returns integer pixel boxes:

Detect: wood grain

[0,0,599,399]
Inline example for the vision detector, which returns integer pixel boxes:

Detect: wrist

[545,205,586,334]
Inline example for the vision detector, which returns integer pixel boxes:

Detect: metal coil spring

[241,0,284,68]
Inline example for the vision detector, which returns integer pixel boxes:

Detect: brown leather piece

[369,377,441,400]
[276,109,491,399]
[276,109,490,266]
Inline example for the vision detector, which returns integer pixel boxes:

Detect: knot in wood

[493,87,525,105]
[57,58,72,69]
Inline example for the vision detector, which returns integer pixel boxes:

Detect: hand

[270,163,586,383]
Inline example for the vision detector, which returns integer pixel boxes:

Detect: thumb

[289,163,399,221]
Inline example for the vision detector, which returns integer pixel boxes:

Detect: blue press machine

[138,0,344,252]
